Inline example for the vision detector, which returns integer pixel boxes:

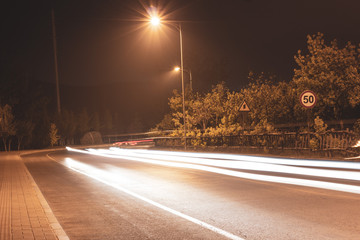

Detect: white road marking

[20,152,70,240]
[62,157,245,240]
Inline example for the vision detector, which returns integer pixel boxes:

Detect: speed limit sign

[300,90,317,108]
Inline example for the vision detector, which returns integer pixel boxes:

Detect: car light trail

[66,147,360,194]
[127,148,360,170]
[101,148,360,182]
[67,146,360,171]
[63,157,245,240]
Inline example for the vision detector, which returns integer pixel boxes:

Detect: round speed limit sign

[300,90,317,108]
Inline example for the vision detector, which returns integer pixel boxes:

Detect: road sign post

[300,90,317,109]
[239,101,251,132]
[239,101,251,112]
[300,90,317,130]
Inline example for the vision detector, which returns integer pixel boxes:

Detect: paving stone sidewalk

[0,152,68,240]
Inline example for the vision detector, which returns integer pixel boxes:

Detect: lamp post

[51,9,61,115]
[150,17,187,150]
[174,66,192,91]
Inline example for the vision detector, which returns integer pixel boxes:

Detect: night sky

[1,0,360,130]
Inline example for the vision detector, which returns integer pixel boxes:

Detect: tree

[152,113,174,131]
[309,116,328,150]
[56,109,77,145]
[206,82,229,127]
[103,109,113,133]
[168,82,244,138]
[192,92,212,131]
[293,33,360,120]
[49,123,60,147]
[241,72,295,126]
[168,89,185,130]
[128,113,144,133]
[354,119,360,135]
[0,104,16,151]
[91,112,101,131]
[211,90,244,136]
[16,119,34,150]
[77,108,90,137]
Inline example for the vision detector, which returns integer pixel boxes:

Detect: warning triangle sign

[239,101,250,112]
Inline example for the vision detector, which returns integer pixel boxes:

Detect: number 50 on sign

[300,90,317,108]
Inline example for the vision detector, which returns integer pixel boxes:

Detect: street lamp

[150,16,160,26]
[150,16,187,150]
[174,66,192,91]
[51,9,61,115]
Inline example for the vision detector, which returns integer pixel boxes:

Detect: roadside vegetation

[0,33,360,151]
[153,33,360,149]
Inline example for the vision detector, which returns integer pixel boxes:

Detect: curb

[19,150,70,240]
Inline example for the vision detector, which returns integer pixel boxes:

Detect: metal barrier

[153,132,358,150]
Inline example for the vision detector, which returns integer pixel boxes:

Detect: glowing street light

[174,66,192,91]
[149,15,188,150]
[150,16,161,26]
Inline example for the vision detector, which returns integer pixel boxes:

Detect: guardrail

[152,132,358,150]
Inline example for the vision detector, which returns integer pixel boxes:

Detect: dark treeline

[2,33,360,150]
[0,77,148,150]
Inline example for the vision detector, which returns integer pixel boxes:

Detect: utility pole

[51,8,61,115]
[179,23,187,150]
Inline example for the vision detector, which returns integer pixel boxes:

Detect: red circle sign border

[299,90,317,109]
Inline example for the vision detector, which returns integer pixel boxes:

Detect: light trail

[68,146,360,171]
[66,147,360,194]
[63,157,245,240]
[102,148,360,182]
[126,148,360,170]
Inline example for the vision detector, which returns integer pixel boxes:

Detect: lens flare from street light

[150,16,161,26]
[174,66,180,72]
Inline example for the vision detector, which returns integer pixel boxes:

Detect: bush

[49,123,60,147]
[354,119,360,136]
[309,137,319,150]
[250,119,275,135]
[80,131,103,145]
[309,116,328,150]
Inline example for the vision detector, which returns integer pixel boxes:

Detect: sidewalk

[0,152,68,240]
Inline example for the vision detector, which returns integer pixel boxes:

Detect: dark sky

[2,0,360,86]
[1,0,360,128]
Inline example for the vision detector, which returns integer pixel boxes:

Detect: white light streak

[66,147,360,195]
[63,158,244,240]
[127,148,360,170]
[102,148,360,182]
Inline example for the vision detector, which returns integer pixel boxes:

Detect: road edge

[19,150,70,240]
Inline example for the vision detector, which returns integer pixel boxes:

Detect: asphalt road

[22,148,360,240]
